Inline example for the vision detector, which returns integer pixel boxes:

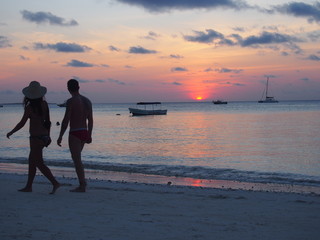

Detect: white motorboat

[129,102,167,116]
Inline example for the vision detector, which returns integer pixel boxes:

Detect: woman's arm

[6,107,30,138]
[43,101,51,135]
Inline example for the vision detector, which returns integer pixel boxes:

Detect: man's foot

[70,186,86,193]
[18,187,32,192]
[50,182,61,195]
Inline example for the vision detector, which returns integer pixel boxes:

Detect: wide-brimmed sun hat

[22,81,47,99]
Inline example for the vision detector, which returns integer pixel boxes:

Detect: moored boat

[258,96,278,103]
[57,101,67,107]
[213,100,228,104]
[129,102,167,116]
[258,77,278,103]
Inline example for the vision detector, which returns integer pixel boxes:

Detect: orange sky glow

[0,0,319,103]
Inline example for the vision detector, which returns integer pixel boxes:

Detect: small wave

[1,157,320,187]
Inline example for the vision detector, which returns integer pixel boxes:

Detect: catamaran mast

[258,76,278,103]
[266,76,269,98]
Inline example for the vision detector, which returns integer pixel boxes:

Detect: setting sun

[196,96,203,100]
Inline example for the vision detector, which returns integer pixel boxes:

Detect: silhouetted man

[57,79,93,192]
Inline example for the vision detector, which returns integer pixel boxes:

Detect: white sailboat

[258,77,278,103]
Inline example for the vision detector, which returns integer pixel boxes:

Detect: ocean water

[1,101,320,187]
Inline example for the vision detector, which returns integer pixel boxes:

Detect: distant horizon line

[1,99,320,105]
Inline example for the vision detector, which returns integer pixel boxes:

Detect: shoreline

[1,171,320,240]
[1,162,319,195]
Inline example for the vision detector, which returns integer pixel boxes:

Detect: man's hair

[67,79,79,92]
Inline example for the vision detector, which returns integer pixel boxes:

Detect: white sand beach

[1,172,320,240]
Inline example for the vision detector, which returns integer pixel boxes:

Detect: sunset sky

[1,0,319,103]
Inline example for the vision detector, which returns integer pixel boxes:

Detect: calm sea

[1,101,320,187]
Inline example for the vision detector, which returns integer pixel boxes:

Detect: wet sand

[1,170,320,240]
[1,163,319,194]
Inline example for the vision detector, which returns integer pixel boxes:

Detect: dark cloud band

[65,59,94,67]
[33,42,91,52]
[21,10,78,26]
[117,0,320,24]
[0,36,12,48]
[117,0,248,13]
[129,46,158,54]
[271,2,320,23]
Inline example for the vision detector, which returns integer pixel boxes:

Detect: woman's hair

[24,97,44,116]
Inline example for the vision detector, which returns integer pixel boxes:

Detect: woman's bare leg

[19,138,60,194]
[18,139,38,192]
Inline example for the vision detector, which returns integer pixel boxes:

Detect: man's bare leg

[69,134,86,192]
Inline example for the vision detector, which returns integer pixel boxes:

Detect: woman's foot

[18,187,32,192]
[50,182,61,195]
[70,185,86,193]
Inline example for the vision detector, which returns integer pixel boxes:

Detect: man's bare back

[57,93,93,146]
[68,95,92,130]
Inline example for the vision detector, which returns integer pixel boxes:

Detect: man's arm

[57,100,71,146]
[87,101,93,143]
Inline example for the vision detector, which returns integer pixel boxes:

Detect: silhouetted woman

[6,81,60,194]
